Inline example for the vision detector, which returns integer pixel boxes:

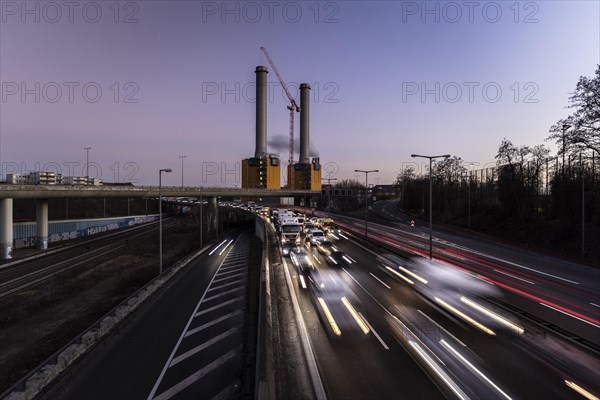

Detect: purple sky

[1,1,598,186]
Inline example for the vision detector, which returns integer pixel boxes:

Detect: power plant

[241,66,281,190]
[241,59,321,192]
[288,83,321,190]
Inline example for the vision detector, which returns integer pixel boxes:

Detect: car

[326,251,353,267]
[316,240,336,255]
[308,229,326,245]
[290,250,314,289]
[306,270,370,339]
[291,246,308,256]
[302,222,316,235]
[282,241,299,257]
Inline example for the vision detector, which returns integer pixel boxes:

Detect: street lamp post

[159,168,172,274]
[562,124,571,175]
[178,155,186,187]
[468,163,474,231]
[355,169,379,238]
[322,176,338,213]
[84,147,91,178]
[580,153,585,258]
[411,154,450,259]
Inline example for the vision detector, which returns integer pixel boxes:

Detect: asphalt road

[282,227,599,399]
[42,229,252,400]
[36,209,600,400]
[313,202,600,348]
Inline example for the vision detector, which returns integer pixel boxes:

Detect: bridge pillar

[0,198,13,259]
[36,199,49,250]
[207,197,219,239]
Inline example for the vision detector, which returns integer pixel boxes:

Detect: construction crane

[260,46,300,189]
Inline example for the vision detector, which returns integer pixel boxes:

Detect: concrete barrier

[57,344,84,369]
[3,392,25,400]
[99,316,116,336]
[81,330,98,348]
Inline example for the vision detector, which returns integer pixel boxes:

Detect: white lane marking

[417,309,467,347]
[219,264,246,272]
[184,310,243,338]
[147,236,239,400]
[358,312,389,350]
[590,302,600,308]
[440,339,512,400]
[539,303,600,329]
[170,328,239,367]
[281,245,328,399]
[408,341,468,400]
[369,273,391,289]
[494,269,535,285]
[452,245,579,285]
[219,239,234,255]
[212,272,246,283]
[220,258,247,264]
[202,287,245,303]
[207,278,245,292]
[347,255,357,263]
[195,296,245,318]
[153,346,241,400]
[334,212,580,285]
[342,267,395,319]
[208,239,228,256]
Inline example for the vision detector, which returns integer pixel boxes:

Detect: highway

[8,208,597,400]
[309,202,600,349]
[278,218,600,399]
[41,229,255,400]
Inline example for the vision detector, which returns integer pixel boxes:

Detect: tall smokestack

[255,66,268,158]
[299,83,311,164]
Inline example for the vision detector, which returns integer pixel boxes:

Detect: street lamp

[355,169,379,238]
[84,147,91,178]
[411,154,450,259]
[561,124,571,175]
[322,175,338,213]
[200,194,203,247]
[159,168,172,274]
[468,163,474,231]
[579,153,585,258]
[178,155,187,187]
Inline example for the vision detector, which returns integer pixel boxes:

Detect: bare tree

[548,65,600,156]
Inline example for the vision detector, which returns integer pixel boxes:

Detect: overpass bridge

[0,185,317,199]
[0,184,318,259]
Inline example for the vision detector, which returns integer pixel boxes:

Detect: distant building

[63,176,88,185]
[6,172,102,186]
[31,171,62,185]
[7,174,27,184]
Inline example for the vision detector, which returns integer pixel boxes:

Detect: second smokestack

[255,66,268,158]
[299,83,311,164]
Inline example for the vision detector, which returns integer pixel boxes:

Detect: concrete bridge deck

[0,185,317,199]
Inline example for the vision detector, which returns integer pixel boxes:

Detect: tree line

[394,66,600,260]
